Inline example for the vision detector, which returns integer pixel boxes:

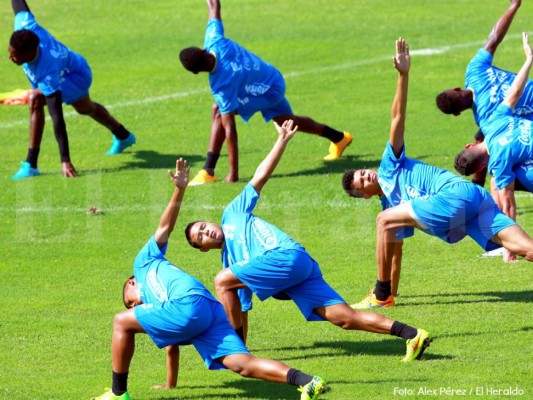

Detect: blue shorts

[237,71,293,122]
[61,57,92,105]
[515,159,533,192]
[410,181,516,251]
[134,295,249,370]
[230,249,345,321]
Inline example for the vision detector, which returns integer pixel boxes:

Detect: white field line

[0,37,503,130]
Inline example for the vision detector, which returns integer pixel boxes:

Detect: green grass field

[0,1,532,399]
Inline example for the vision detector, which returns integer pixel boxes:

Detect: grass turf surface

[0,0,532,399]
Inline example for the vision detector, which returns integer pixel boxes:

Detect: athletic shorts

[134,295,249,370]
[514,159,533,192]
[230,249,345,321]
[237,71,293,122]
[409,181,516,251]
[61,57,92,105]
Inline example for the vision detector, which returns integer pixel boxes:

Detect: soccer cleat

[12,161,40,180]
[188,169,216,186]
[402,329,432,362]
[105,133,136,155]
[323,131,352,161]
[90,389,131,400]
[351,292,395,310]
[298,376,329,400]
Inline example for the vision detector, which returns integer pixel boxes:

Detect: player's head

[184,220,224,251]
[435,88,469,116]
[454,144,488,176]
[122,276,142,309]
[8,29,39,65]
[342,169,382,199]
[179,47,212,74]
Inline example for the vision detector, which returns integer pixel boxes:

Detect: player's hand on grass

[61,161,77,178]
[503,247,519,263]
[393,37,410,74]
[151,384,176,390]
[169,158,190,188]
[274,119,298,142]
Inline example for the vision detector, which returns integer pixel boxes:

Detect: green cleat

[298,376,329,400]
[90,389,131,400]
[402,329,432,362]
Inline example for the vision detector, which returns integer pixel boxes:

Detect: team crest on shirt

[251,219,277,249]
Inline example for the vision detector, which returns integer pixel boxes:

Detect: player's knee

[28,90,45,111]
[112,312,129,331]
[214,270,231,291]
[211,103,221,119]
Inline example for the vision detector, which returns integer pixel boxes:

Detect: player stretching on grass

[8,0,135,179]
[179,0,351,185]
[435,0,533,188]
[185,120,432,363]
[342,38,533,310]
[454,33,533,262]
[91,159,328,400]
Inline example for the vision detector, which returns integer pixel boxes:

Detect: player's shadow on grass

[402,290,533,306]
[125,150,205,170]
[154,376,432,399]
[250,339,451,363]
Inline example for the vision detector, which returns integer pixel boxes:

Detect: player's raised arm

[12,0,30,15]
[154,158,190,248]
[484,0,521,55]
[251,120,298,194]
[389,37,410,158]
[206,0,221,20]
[503,32,533,110]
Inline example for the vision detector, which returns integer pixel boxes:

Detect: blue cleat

[12,161,40,180]
[105,133,136,155]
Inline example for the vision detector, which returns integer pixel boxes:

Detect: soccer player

[343,38,533,310]
[435,0,533,188]
[185,120,432,363]
[454,33,533,262]
[8,0,136,179]
[179,0,352,186]
[91,158,329,400]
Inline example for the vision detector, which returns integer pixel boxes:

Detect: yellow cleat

[323,131,352,161]
[90,389,131,400]
[188,169,216,186]
[351,292,395,310]
[298,376,329,400]
[402,329,432,362]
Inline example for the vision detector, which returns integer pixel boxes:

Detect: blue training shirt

[481,104,533,190]
[221,183,305,269]
[465,48,533,126]
[133,236,216,304]
[14,11,86,97]
[204,19,280,119]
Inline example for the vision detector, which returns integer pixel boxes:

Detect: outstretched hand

[274,119,299,142]
[393,37,410,74]
[523,32,532,59]
[168,158,190,188]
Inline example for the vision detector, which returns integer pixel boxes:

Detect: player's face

[7,45,34,65]
[123,279,142,309]
[352,169,381,197]
[189,221,224,251]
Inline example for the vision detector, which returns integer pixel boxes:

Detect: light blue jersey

[14,11,90,104]
[220,183,346,319]
[221,183,305,269]
[204,19,288,121]
[465,49,533,126]
[132,237,249,369]
[481,104,533,190]
[133,236,216,305]
[377,142,513,249]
